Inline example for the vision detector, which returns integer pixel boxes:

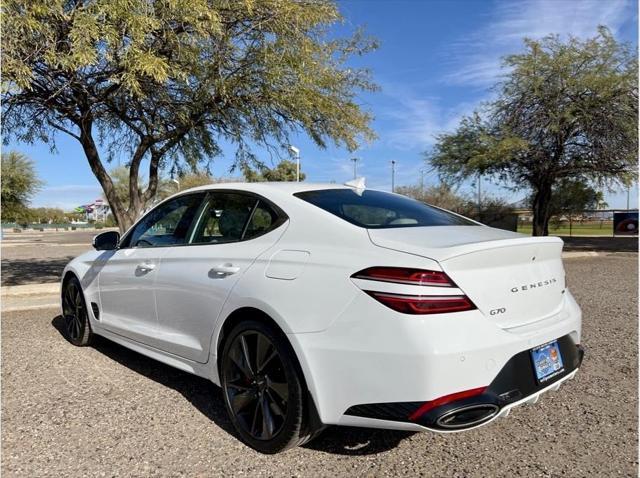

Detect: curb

[3,304,59,313]
[1,283,59,297]
[561,251,600,259]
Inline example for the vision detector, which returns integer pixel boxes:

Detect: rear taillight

[353,266,455,287]
[352,267,476,315]
[366,292,475,315]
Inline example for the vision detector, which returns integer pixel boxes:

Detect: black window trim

[118,189,288,250]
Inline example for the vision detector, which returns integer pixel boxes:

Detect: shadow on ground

[50,315,414,455]
[561,236,637,252]
[2,257,74,286]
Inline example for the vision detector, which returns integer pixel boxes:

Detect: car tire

[61,276,93,346]
[220,319,316,453]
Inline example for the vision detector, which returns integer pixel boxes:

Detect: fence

[514,209,638,236]
[1,222,105,232]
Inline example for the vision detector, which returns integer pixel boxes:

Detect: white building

[76,198,111,223]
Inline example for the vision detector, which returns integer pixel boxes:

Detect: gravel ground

[1,254,638,477]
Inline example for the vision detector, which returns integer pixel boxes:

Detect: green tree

[395,183,469,213]
[396,182,514,224]
[156,171,218,201]
[1,151,43,222]
[29,207,66,224]
[3,0,376,232]
[175,172,215,191]
[546,180,600,217]
[243,160,306,182]
[105,166,175,208]
[428,28,637,236]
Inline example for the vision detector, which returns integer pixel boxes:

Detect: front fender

[61,249,115,322]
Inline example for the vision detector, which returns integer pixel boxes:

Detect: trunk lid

[368,226,566,328]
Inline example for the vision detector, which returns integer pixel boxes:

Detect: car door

[153,191,288,363]
[98,193,206,346]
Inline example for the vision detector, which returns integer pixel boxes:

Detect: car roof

[180,181,353,195]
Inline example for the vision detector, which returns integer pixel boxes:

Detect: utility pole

[391,160,396,192]
[350,157,359,179]
[420,169,425,194]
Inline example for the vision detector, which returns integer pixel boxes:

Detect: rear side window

[190,194,286,244]
[294,189,476,228]
[244,201,280,240]
[191,193,256,244]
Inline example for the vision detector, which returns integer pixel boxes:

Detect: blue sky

[7,0,639,210]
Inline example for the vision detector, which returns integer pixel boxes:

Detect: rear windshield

[294,189,477,228]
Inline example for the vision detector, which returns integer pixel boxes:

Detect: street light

[288,145,300,182]
[390,160,396,192]
[350,157,359,179]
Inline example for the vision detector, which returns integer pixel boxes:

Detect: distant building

[75,198,110,222]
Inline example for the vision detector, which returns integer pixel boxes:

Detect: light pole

[627,185,630,211]
[477,173,482,217]
[391,160,396,192]
[288,145,300,182]
[350,157,359,179]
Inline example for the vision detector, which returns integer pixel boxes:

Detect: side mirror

[93,231,120,251]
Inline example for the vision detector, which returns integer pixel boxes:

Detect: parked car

[61,182,583,453]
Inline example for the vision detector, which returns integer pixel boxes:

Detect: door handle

[209,263,240,277]
[136,262,156,274]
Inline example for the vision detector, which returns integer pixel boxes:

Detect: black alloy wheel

[221,320,316,453]
[62,277,92,346]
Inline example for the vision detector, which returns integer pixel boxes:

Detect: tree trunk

[531,181,553,236]
[78,119,132,234]
[77,122,185,234]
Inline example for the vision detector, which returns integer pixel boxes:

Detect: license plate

[530,340,564,383]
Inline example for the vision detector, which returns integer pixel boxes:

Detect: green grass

[517,222,614,236]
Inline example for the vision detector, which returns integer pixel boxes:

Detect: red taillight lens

[408,386,487,421]
[352,267,455,287]
[366,292,476,315]
[353,267,475,315]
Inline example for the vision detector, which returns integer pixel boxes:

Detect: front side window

[294,189,477,228]
[123,193,205,248]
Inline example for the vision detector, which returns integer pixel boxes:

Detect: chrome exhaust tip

[436,404,499,429]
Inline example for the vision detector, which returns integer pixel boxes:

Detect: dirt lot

[1,230,100,286]
[1,254,637,477]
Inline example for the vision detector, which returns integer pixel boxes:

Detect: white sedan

[61,181,583,453]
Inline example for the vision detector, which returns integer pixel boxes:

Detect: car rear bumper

[343,338,584,432]
[337,365,581,433]
[288,289,583,429]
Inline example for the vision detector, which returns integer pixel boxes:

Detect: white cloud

[379,83,481,150]
[32,184,103,210]
[444,0,634,87]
